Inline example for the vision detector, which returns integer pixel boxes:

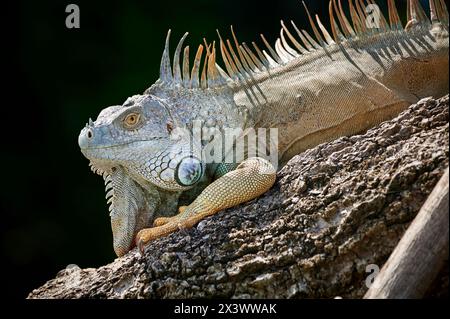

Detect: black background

[4,0,411,299]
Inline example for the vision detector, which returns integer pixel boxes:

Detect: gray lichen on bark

[28,95,449,299]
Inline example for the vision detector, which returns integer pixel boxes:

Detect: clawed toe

[137,237,146,256]
[136,230,149,256]
[178,206,187,214]
[153,217,171,227]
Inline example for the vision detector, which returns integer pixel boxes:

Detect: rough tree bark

[364,168,449,298]
[28,95,449,299]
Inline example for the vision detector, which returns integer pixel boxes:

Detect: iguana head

[78,93,207,256]
[78,31,247,256]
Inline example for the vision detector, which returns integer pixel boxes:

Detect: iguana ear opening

[166,121,174,134]
[174,156,204,187]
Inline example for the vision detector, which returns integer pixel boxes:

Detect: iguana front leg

[135,157,276,251]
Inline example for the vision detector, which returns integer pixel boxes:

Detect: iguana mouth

[81,140,155,150]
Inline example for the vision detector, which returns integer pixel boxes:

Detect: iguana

[78,0,449,257]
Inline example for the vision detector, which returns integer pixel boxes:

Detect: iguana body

[78,0,449,256]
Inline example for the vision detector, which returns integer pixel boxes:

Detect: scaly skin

[79,0,449,256]
[136,157,276,252]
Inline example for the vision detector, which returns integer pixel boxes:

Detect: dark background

[4,0,412,298]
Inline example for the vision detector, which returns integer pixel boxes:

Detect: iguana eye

[175,156,203,187]
[123,113,140,128]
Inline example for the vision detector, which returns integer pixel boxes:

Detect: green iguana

[78,0,449,257]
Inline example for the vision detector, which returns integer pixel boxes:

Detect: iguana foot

[153,206,187,227]
[136,205,210,254]
[136,157,276,255]
[136,223,183,254]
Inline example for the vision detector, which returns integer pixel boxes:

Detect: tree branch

[364,167,449,298]
[28,95,449,299]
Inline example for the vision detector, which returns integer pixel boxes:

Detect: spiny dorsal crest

[158,0,448,90]
[159,30,229,90]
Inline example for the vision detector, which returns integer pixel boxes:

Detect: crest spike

[236,45,266,103]
[207,49,215,87]
[262,50,278,67]
[302,1,327,47]
[331,0,350,38]
[203,38,211,56]
[430,0,438,22]
[409,0,430,24]
[182,46,190,87]
[251,42,271,69]
[407,0,412,23]
[387,0,402,30]
[160,29,173,82]
[239,44,259,72]
[221,52,258,106]
[242,42,265,71]
[337,0,356,36]
[280,28,299,56]
[212,42,218,73]
[215,63,231,82]
[290,21,314,51]
[405,0,421,30]
[173,32,189,84]
[222,39,240,76]
[275,38,293,62]
[281,20,308,54]
[348,0,363,35]
[223,38,261,103]
[237,45,256,74]
[302,29,321,50]
[316,13,335,45]
[200,43,211,88]
[226,39,248,74]
[260,33,283,64]
[217,30,237,78]
[437,0,449,25]
[190,44,204,88]
[206,39,228,86]
[329,0,341,43]
[230,26,251,73]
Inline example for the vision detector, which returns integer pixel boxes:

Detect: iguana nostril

[87,129,93,139]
